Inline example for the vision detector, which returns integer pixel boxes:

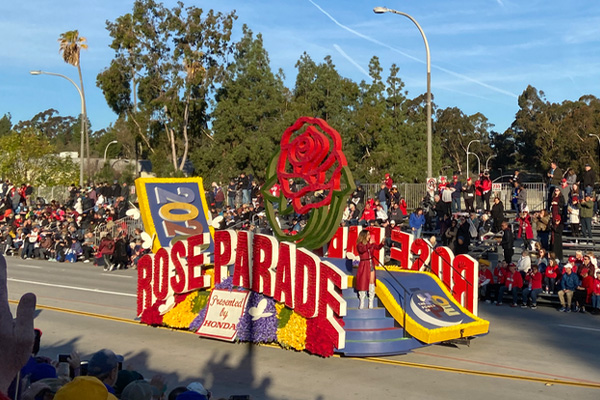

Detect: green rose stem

[262,154,355,250]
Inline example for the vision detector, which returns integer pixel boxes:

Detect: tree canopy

[7,1,600,187]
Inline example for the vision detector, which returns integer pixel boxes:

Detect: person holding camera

[522,264,543,309]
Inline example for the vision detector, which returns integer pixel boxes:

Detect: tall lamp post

[485,154,496,171]
[104,140,119,163]
[373,6,432,179]
[30,70,84,187]
[468,152,481,176]
[466,139,480,179]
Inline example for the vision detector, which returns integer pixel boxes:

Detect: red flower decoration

[140,301,164,326]
[277,117,347,215]
[305,314,345,357]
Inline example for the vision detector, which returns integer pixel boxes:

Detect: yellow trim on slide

[347,270,489,344]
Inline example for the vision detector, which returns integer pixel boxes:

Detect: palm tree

[58,30,89,182]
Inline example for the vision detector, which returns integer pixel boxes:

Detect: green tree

[0,129,78,186]
[349,56,389,179]
[97,0,237,175]
[192,26,287,182]
[435,107,493,176]
[0,113,11,136]
[13,109,77,146]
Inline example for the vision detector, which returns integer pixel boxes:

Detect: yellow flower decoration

[276,304,307,351]
[163,292,199,329]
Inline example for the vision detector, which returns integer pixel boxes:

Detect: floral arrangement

[142,275,344,357]
[275,303,307,351]
[163,292,199,329]
[140,300,164,326]
[236,293,278,343]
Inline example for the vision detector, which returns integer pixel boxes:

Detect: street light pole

[374,6,432,179]
[104,140,119,163]
[468,152,481,176]
[466,139,480,179]
[485,154,496,170]
[30,70,84,187]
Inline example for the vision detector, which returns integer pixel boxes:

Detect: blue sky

[1,0,599,134]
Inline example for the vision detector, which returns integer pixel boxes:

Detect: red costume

[355,242,384,291]
[517,213,534,239]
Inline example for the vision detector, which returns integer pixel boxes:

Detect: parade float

[135,117,489,357]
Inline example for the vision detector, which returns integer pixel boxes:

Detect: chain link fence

[31,186,70,204]
[32,181,548,212]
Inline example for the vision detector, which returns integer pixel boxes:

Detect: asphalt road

[6,256,600,400]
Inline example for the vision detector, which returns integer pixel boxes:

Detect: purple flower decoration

[216,276,234,290]
[236,292,278,343]
[189,305,208,331]
[189,277,233,331]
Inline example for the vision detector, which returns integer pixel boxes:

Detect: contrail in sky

[333,44,371,79]
[307,0,518,98]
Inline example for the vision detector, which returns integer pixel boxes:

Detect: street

[6,257,600,400]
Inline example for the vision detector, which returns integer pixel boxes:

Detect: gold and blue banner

[135,177,214,254]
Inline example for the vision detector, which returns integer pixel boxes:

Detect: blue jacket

[560,272,580,291]
[409,213,425,229]
[449,181,462,199]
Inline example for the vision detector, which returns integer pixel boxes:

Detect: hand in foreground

[67,350,81,374]
[0,255,37,394]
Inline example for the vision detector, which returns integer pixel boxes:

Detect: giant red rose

[262,117,355,250]
[277,117,347,215]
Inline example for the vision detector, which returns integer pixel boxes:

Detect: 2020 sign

[135,178,214,253]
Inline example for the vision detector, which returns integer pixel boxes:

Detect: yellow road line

[13,300,600,390]
[356,357,600,389]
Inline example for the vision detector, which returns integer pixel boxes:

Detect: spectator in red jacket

[479,261,494,302]
[359,202,376,226]
[591,270,600,314]
[97,234,115,272]
[384,173,393,190]
[491,261,507,302]
[575,268,594,313]
[522,264,543,309]
[516,210,534,251]
[544,256,559,294]
[496,263,523,306]
[398,196,408,216]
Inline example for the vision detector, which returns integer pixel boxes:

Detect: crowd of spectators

[478,251,600,314]
[0,180,147,272]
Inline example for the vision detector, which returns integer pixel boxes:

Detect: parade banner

[197,289,250,341]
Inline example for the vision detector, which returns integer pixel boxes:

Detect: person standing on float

[356,230,384,309]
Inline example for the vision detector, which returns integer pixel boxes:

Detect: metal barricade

[491,182,547,211]
[94,215,144,243]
